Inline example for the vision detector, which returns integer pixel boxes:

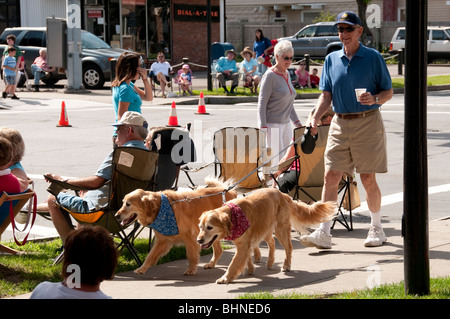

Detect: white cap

[112,111,148,128]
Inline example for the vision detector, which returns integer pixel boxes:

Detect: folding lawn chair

[45,146,159,265]
[291,125,355,231]
[147,127,196,191]
[213,127,269,191]
[0,189,37,254]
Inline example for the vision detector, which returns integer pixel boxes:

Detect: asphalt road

[1,89,450,241]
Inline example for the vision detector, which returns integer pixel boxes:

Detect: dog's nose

[197,238,204,244]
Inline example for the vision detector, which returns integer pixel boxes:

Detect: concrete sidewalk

[10,216,450,299]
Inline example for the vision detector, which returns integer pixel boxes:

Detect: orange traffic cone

[57,101,71,127]
[195,91,209,115]
[167,101,180,127]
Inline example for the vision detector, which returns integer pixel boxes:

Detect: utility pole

[403,0,430,296]
[65,0,88,93]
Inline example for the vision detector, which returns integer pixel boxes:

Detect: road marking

[356,183,450,213]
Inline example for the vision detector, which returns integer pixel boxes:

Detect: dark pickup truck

[0,27,126,89]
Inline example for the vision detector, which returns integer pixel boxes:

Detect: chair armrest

[270,156,297,172]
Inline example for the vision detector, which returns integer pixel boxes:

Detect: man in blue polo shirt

[301,11,393,249]
[42,111,149,244]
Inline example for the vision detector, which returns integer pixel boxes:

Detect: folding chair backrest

[293,125,330,202]
[213,127,266,189]
[148,127,196,191]
[110,147,159,210]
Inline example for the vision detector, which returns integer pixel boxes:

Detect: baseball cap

[182,64,190,69]
[112,111,148,128]
[335,11,361,26]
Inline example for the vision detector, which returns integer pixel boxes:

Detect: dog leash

[169,133,306,206]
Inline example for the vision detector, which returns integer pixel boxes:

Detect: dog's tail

[204,176,238,199]
[286,195,336,229]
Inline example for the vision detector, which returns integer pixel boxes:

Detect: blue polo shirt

[319,43,392,114]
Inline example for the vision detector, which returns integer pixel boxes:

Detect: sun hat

[112,111,148,129]
[225,49,237,58]
[240,47,253,58]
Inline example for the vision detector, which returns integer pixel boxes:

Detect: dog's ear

[140,193,160,225]
[218,209,232,237]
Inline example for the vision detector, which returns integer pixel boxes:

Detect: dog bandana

[149,194,179,236]
[224,202,250,240]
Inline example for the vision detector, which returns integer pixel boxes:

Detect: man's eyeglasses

[337,26,356,33]
[157,55,164,58]
[283,56,293,61]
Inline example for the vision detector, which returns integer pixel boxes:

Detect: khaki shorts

[325,109,387,175]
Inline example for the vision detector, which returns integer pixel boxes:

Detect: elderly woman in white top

[257,40,301,165]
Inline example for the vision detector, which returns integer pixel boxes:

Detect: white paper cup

[355,88,366,102]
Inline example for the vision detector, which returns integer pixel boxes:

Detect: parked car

[389,26,450,62]
[0,27,127,89]
[278,22,342,60]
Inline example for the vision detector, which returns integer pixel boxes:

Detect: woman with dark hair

[30,226,119,299]
[111,51,152,139]
[253,29,273,75]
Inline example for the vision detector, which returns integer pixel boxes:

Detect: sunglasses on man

[337,26,357,33]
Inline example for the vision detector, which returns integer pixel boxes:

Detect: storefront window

[147,0,171,59]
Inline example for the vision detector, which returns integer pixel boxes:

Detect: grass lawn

[190,75,450,96]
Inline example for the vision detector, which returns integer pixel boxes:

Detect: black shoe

[221,86,229,93]
[34,86,39,92]
[2,92,6,99]
[230,85,237,94]
[11,95,19,100]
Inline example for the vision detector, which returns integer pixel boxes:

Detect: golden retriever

[115,178,237,275]
[197,188,336,284]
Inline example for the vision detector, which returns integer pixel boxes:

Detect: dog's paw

[282,265,291,272]
[204,262,216,269]
[184,268,197,276]
[133,267,147,275]
[216,277,228,284]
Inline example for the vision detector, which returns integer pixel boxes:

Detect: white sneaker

[364,226,387,247]
[300,229,332,249]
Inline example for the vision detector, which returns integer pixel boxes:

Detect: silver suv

[0,27,127,89]
[278,22,342,59]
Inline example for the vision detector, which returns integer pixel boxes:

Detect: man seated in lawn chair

[40,112,149,244]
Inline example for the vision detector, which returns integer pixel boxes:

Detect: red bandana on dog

[224,202,250,240]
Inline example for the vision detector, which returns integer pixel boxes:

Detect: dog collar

[224,202,250,241]
[149,194,179,236]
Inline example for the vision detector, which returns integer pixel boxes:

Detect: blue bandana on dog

[149,194,179,236]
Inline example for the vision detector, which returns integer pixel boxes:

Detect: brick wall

[171,0,221,71]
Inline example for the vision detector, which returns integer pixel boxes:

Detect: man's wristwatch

[375,95,379,104]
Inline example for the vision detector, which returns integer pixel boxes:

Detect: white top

[30,282,112,299]
[150,61,172,77]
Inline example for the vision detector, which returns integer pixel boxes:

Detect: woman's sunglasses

[283,56,293,61]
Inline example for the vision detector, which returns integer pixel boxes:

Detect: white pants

[265,122,293,171]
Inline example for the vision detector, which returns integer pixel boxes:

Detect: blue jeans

[31,64,45,85]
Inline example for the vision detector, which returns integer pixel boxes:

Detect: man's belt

[336,108,379,120]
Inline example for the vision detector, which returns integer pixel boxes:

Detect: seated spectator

[178,64,193,96]
[310,68,320,88]
[0,128,30,192]
[149,51,174,98]
[0,136,21,195]
[240,47,260,94]
[294,60,311,89]
[30,48,56,92]
[39,111,149,244]
[272,106,334,194]
[30,226,118,299]
[216,49,239,94]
